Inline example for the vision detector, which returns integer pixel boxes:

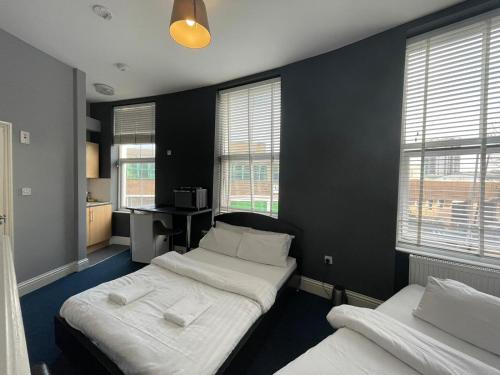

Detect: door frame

[0,121,14,250]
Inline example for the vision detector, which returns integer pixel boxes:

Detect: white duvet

[276,305,500,375]
[60,252,277,375]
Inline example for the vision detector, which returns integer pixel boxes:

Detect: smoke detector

[114,63,129,72]
[92,5,112,20]
[94,83,115,96]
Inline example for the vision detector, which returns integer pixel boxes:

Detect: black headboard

[214,212,302,271]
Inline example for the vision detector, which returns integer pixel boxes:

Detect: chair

[153,220,183,253]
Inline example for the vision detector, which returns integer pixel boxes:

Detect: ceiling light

[92,5,112,21]
[94,83,115,96]
[114,63,129,72]
[170,0,211,49]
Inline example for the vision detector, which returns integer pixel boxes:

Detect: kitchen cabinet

[86,142,99,178]
[86,207,91,245]
[87,204,112,250]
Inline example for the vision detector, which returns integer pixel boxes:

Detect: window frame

[395,9,500,268]
[117,144,156,210]
[214,77,281,217]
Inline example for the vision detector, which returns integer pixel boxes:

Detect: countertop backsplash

[87,178,111,203]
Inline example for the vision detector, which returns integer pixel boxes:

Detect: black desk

[127,205,212,251]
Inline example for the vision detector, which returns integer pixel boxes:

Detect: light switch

[21,187,32,196]
[20,130,30,144]
[167,150,172,156]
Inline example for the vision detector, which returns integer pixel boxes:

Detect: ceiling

[0,0,462,102]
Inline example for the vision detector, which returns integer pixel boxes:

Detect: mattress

[60,251,289,375]
[185,247,297,289]
[276,285,500,374]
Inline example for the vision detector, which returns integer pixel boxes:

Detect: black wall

[277,28,406,299]
[155,87,216,206]
[90,89,216,246]
[155,87,216,246]
[90,0,500,300]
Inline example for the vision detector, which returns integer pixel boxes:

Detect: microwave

[173,187,208,210]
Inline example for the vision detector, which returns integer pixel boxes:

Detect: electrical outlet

[20,130,30,144]
[324,255,333,265]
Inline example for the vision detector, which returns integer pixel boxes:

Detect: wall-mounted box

[86,116,101,132]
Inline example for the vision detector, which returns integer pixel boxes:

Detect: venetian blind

[397,10,500,259]
[214,78,281,217]
[113,103,156,144]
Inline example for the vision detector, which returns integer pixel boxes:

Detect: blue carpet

[21,250,333,374]
[21,250,143,367]
[225,291,334,374]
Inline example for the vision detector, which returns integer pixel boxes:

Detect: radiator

[409,255,500,298]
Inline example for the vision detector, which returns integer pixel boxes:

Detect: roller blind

[113,103,156,144]
[397,10,500,260]
[214,78,281,217]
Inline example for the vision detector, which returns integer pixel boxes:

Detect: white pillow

[250,227,293,237]
[215,221,251,234]
[236,231,292,267]
[198,227,242,257]
[250,228,294,250]
[413,276,500,356]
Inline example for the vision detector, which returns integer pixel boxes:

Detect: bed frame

[54,212,302,375]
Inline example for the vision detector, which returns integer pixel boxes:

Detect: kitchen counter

[86,201,111,207]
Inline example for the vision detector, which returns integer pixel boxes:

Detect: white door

[0,121,30,374]
[0,124,6,235]
[0,121,13,239]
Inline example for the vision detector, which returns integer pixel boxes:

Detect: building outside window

[424,155,461,176]
[231,165,250,181]
[114,103,156,209]
[253,165,268,181]
[230,164,268,181]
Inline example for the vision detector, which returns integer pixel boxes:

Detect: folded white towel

[108,285,154,305]
[163,297,212,327]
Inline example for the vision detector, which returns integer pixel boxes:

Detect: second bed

[276,284,500,375]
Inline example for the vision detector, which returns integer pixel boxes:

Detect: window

[253,165,268,181]
[230,164,268,181]
[214,78,281,216]
[114,103,156,209]
[118,144,156,209]
[397,11,500,262]
[231,165,250,181]
[114,103,155,144]
[424,155,460,176]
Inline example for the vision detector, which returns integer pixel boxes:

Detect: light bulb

[185,19,195,27]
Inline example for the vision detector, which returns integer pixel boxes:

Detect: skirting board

[300,276,383,309]
[18,258,89,297]
[110,236,130,246]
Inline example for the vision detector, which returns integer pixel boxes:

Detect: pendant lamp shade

[170,0,211,49]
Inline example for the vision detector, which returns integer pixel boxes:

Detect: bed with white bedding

[276,283,500,375]
[186,247,297,289]
[55,212,301,375]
